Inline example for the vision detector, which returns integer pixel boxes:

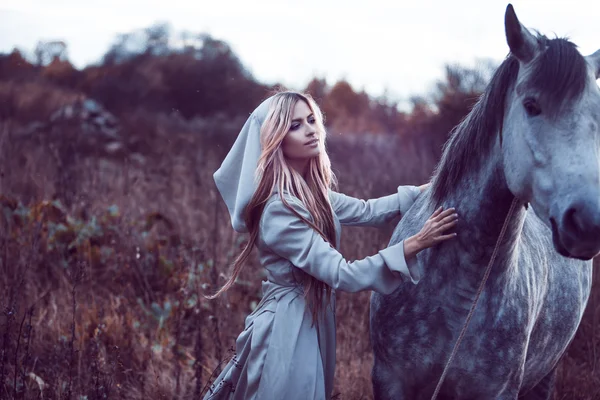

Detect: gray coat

[204,186,420,400]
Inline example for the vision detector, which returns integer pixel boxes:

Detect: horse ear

[586,49,600,79]
[505,4,539,63]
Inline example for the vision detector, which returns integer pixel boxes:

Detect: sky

[1,0,599,106]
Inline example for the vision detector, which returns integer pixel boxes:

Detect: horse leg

[518,367,557,400]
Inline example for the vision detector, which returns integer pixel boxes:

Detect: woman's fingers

[437,208,456,220]
[439,213,458,226]
[419,206,459,248]
[434,213,458,240]
[437,233,458,241]
[434,222,457,236]
[431,206,443,219]
[432,207,455,222]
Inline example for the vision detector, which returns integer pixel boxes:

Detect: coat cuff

[379,240,421,285]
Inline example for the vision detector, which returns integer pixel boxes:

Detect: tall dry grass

[0,113,598,399]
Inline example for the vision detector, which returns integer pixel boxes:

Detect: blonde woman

[205,91,458,399]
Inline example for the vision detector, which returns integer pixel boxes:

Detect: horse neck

[434,140,527,278]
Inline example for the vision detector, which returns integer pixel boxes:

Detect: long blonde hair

[209,91,338,322]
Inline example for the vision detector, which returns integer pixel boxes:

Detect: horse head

[501,4,600,260]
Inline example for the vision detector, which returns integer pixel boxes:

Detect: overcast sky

[1,0,598,105]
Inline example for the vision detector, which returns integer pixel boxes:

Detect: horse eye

[523,97,542,117]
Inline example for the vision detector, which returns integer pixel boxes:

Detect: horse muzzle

[550,195,600,260]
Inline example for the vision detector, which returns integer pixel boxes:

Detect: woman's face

[281,100,320,162]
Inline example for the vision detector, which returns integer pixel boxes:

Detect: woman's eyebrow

[291,113,314,123]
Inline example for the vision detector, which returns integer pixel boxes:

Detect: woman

[205,91,458,399]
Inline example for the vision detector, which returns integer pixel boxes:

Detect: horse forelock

[529,36,588,115]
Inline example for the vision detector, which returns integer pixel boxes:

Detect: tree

[304,78,328,103]
[0,49,36,80]
[161,35,265,118]
[144,23,171,56]
[327,80,369,116]
[405,60,497,157]
[34,40,68,66]
[102,34,132,66]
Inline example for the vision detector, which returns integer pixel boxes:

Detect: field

[1,108,598,399]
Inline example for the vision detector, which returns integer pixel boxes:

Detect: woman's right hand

[403,206,458,260]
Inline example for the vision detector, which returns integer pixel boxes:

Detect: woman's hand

[404,206,458,260]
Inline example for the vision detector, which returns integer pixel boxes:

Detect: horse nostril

[562,206,585,237]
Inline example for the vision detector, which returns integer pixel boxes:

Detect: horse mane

[431,35,588,204]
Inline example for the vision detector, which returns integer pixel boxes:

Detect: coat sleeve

[259,199,421,294]
[329,185,421,228]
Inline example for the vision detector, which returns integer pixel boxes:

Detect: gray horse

[370,4,600,400]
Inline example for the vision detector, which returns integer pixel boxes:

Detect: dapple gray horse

[370,4,600,399]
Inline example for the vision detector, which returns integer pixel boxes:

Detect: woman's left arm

[329,184,426,228]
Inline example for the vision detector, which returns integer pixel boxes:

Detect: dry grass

[0,115,598,400]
